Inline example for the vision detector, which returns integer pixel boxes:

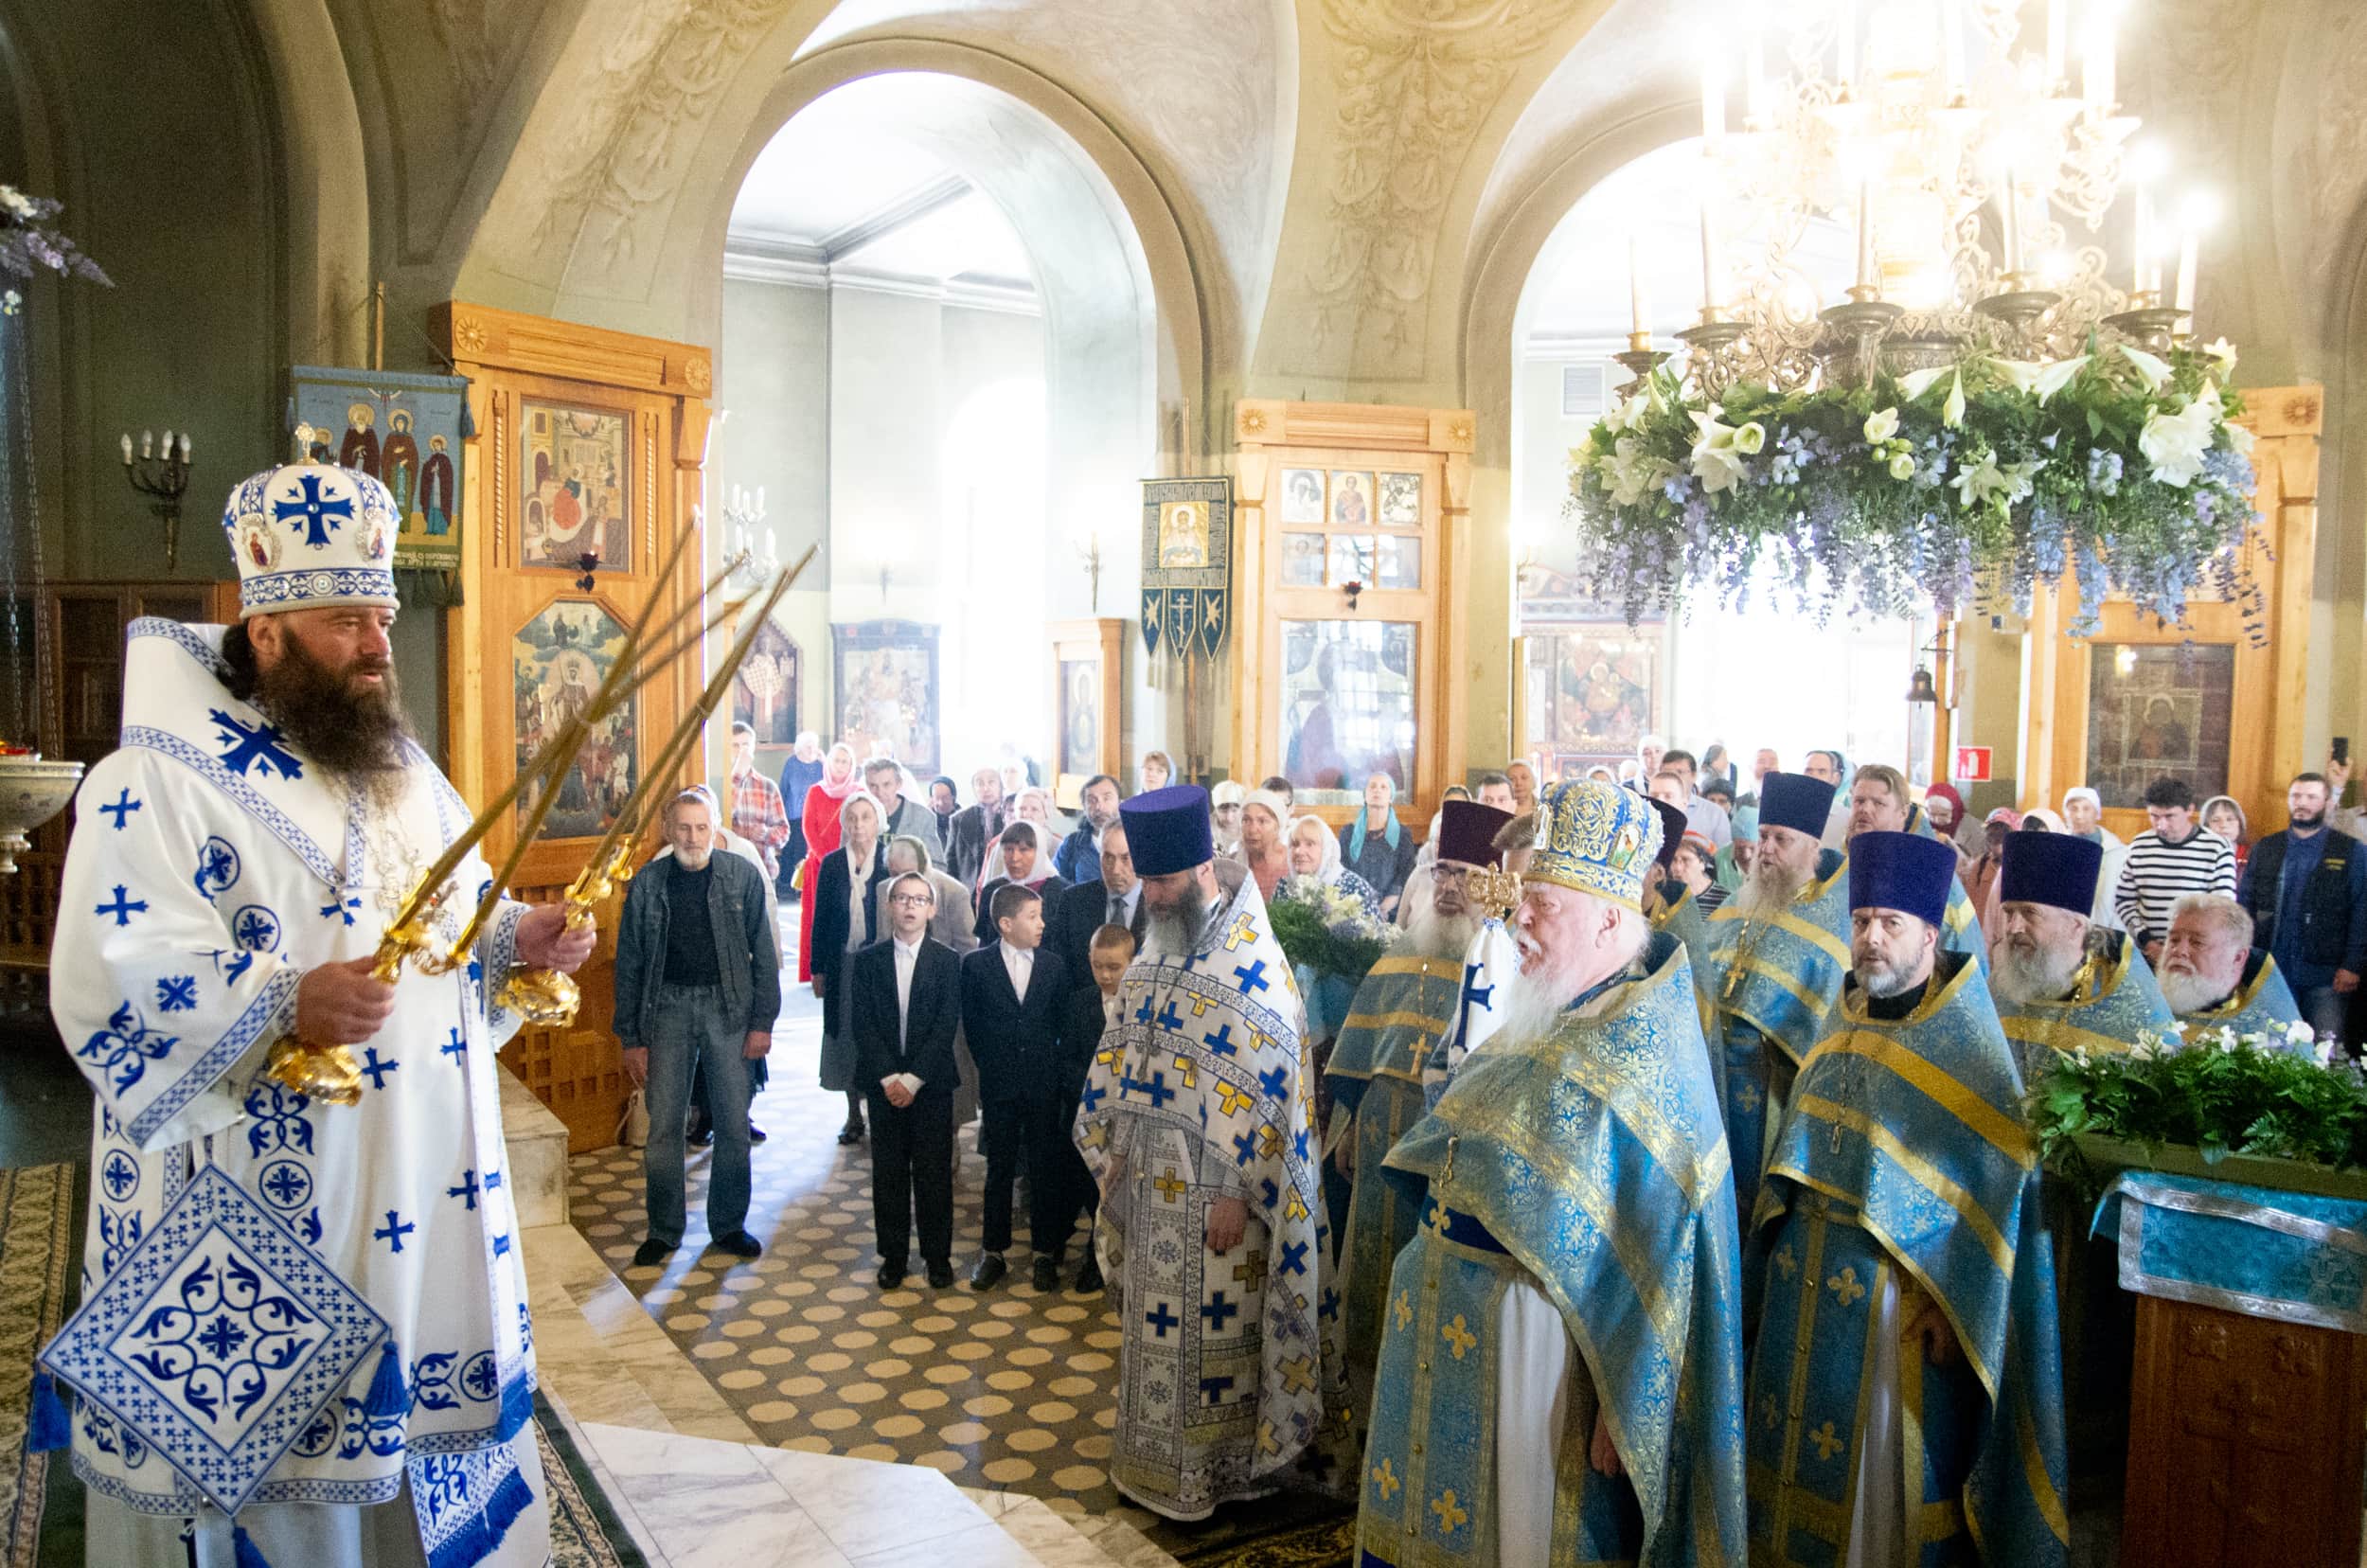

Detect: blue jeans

[641,983,752,1246]
[2299,984,2350,1046]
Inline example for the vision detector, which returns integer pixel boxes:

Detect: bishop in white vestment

[42,462,595,1568]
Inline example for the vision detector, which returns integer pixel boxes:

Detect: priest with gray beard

[1322,799,1508,1402]
[1986,831,2178,1083]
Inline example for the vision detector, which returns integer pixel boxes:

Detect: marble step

[569,1417,1127,1567]
[962,1488,1180,1568]
[500,1060,572,1230]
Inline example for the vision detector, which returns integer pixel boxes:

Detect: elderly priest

[1074,785,1338,1520]
[1987,831,2178,1080]
[1325,797,1508,1387]
[1358,780,1746,1567]
[1747,830,2068,1567]
[1699,771,1852,1218]
[2158,893,2309,1044]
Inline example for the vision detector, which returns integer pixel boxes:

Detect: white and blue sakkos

[41,462,544,1568]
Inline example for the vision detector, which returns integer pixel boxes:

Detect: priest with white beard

[1358,781,1745,1566]
[1323,799,1507,1398]
[2157,893,2309,1043]
[40,461,596,1568]
[1987,831,2179,1081]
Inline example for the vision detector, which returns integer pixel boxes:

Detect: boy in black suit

[1055,922,1136,1293]
[959,883,1074,1291]
[852,871,964,1290]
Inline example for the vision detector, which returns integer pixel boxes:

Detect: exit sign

[1954,745,1993,782]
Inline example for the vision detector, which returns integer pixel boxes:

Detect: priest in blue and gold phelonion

[1745,830,2069,1567]
[1357,780,1747,1566]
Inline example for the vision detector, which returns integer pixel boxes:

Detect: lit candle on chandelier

[1629,232,1649,338]
[1700,201,1724,312]
[119,433,133,466]
[1854,180,1875,293]
[2175,192,2220,315]
[1999,168,2021,276]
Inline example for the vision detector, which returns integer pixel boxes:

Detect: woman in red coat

[796,741,863,981]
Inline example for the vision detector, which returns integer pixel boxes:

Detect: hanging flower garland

[0,184,110,312]
[1566,338,2258,633]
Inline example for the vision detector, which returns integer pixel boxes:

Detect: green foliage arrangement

[2029,1024,2367,1175]
[1567,338,2260,634]
[1267,874,1397,989]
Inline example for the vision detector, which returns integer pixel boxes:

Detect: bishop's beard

[256,633,412,775]
[1496,958,1585,1048]
[1142,893,1214,961]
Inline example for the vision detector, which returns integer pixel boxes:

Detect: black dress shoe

[687,1126,715,1149]
[632,1238,675,1269]
[926,1262,954,1290]
[749,1123,769,1145]
[837,1119,865,1146]
[877,1264,907,1291]
[970,1254,1007,1291]
[1074,1254,1104,1294]
[1031,1255,1061,1292]
[710,1230,763,1259]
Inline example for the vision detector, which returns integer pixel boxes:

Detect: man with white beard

[1357,781,1745,1566]
[1746,831,2068,1566]
[2158,893,2308,1043]
[1699,772,1851,1219]
[1324,799,1508,1393]
[1987,831,2177,1084]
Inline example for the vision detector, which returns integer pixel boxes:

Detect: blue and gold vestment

[1993,931,2178,1083]
[2175,948,2306,1043]
[1748,956,2069,1567]
[1357,933,1748,1567]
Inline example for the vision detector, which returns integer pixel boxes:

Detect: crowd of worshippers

[627,722,2365,1557]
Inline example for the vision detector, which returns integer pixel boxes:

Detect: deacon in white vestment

[43,462,596,1568]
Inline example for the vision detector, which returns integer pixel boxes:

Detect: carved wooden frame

[1049,616,1125,810]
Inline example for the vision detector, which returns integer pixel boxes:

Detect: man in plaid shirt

[729,721,792,881]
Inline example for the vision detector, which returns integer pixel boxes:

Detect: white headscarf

[1289,814,1344,882]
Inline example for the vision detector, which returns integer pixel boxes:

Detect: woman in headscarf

[795,741,863,983]
[1338,772,1417,916]
[1139,750,1173,792]
[1288,813,1381,915]
[810,792,890,1146]
[2202,793,2251,873]
[1239,789,1292,901]
[1967,806,2022,937]
[1923,781,1974,854]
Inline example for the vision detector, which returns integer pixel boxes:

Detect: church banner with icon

[1139,477,1232,663]
[287,365,467,575]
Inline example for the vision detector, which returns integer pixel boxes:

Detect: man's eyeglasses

[890,893,934,908]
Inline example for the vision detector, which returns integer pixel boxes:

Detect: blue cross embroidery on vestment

[98,789,142,829]
[319,895,362,926]
[461,1353,500,1401]
[100,1150,140,1201]
[231,905,281,953]
[441,1028,467,1063]
[1200,1375,1237,1406]
[274,471,354,548]
[1259,1178,1280,1209]
[1321,1286,1342,1320]
[448,1170,479,1210]
[374,1211,415,1254]
[1138,1071,1175,1110]
[1202,1023,1238,1058]
[1462,959,1495,1015]
[1156,1000,1184,1033]
[1234,957,1271,994]
[1134,993,1156,1025]
[1201,1292,1240,1330]
[258,1161,311,1210]
[358,1048,400,1091]
[95,885,149,926]
[1233,1129,1257,1166]
[1143,1302,1181,1338]
[1080,1081,1107,1114]
[1279,1239,1309,1277]
[1258,1065,1290,1100]
[192,837,240,901]
[154,975,198,1012]
[208,710,305,781]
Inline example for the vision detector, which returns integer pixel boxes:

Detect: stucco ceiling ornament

[1308,0,1563,376]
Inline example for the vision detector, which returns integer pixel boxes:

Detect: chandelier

[1624,0,2209,397]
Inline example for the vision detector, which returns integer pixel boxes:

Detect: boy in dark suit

[852,870,964,1290]
[960,882,1074,1290]
[1055,922,1137,1293]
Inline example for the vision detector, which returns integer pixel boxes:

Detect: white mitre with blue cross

[221,461,401,618]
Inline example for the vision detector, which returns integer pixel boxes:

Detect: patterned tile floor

[566,1009,1165,1531]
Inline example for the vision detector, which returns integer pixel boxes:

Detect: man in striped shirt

[2114,775,2237,964]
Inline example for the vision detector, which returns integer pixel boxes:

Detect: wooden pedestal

[2123,1292,2367,1567]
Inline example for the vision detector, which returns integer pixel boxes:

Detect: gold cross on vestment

[1152,1168,1187,1203]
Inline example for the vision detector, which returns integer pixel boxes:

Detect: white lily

[1898,366,1951,400]
[1950,451,2011,508]
[1863,407,1900,443]
[2138,396,2216,487]
[2226,419,2256,459]
[1689,410,1749,494]
[2117,342,2173,391]
[1735,420,1767,455]
[2035,355,2091,402]
[1985,358,2047,393]
[1943,369,1967,429]
[1887,451,1918,481]
[2202,336,2239,378]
